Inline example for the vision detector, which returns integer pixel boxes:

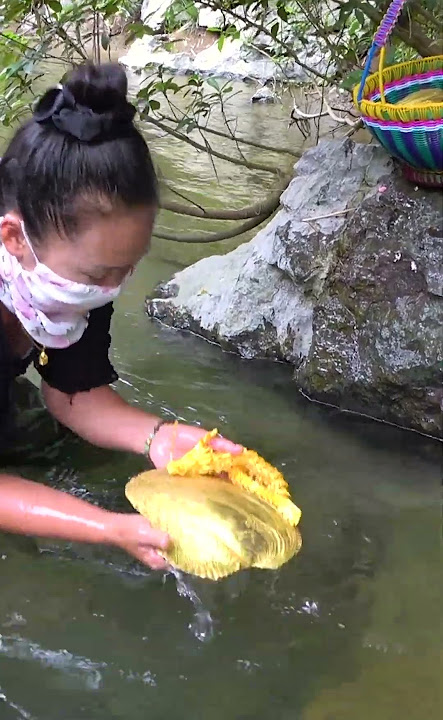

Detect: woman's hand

[110,513,170,570]
[149,423,243,469]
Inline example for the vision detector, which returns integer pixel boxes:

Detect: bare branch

[153,213,272,243]
[160,180,208,213]
[40,14,89,61]
[410,0,442,31]
[197,0,329,81]
[160,186,284,219]
[144,115,282,175]
[158,112,301,157]
[349,0,441,57]
[301,207,356,222]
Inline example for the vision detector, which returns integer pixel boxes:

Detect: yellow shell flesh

[396,88,443,106]
[167,429,301,527]
[125,471,302,580]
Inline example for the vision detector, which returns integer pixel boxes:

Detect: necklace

[22,327,48,366]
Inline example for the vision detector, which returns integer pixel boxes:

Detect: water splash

[0,686,35,720]
[0,635,105,690]
[168,567,214,643]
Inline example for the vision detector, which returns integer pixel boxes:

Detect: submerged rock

[251,80,278,103]
[146,140,443,437]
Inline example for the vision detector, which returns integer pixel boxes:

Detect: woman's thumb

[139,520,170,550]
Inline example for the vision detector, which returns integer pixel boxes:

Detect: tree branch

[197,0,329,80]
[40,14,89,61]
[351,0,441,57]
[153,213,271,243]
[410,1,442,33]
[158,113,301,157]
[160,186,284,219]
[144,114,281,174]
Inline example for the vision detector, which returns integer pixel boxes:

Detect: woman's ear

[1,212,34,269]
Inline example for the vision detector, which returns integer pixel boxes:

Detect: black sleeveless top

[0,302,118,451]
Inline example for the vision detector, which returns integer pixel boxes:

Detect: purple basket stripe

[428,132,443,169]
[403,128,431,168]
[364,117,442,130]
[373,0,408,47]
[428,133,443,168]
[395,132,424,168]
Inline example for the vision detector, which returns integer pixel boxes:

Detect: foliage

[164,0,198,33]
[0,0,441,241]
[0,0,441,128]
[0,1,138,125]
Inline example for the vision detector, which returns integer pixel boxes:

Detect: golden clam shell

[125,470,302,581]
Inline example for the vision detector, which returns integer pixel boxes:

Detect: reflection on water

[0,72,441,720]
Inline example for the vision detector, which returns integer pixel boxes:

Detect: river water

[0,73,441,720]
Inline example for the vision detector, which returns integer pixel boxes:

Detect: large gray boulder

[146,140,443,437]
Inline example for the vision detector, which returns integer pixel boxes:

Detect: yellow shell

[125,470,302,580]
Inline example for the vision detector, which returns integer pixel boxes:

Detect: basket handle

[357,0,409,103]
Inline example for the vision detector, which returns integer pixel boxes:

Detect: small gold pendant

[39,348,49,366]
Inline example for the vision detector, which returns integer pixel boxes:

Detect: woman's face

[1,205,156,287]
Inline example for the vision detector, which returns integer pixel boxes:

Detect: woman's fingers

[209,435,243,455]
[136,547,169,570]
[136,520,170,551]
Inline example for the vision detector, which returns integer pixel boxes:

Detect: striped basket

[353,0,443,188]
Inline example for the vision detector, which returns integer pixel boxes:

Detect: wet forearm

[0,474,116,544]
[42,382,158,455]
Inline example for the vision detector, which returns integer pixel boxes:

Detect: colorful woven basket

[353,0,443,188]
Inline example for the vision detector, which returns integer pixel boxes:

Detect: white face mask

[0,218,123,349]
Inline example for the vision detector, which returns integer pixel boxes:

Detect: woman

[0,62,241,569]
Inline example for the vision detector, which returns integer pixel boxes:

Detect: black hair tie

[33,85,136,142]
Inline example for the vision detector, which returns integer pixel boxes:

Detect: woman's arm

[0,473,169,568]
[43,382,159,454]
[42,382,242,465]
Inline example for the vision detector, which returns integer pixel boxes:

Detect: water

[168,568,214,644]
[1,72,442,719]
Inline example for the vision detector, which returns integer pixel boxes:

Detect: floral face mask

[0,218,123,351]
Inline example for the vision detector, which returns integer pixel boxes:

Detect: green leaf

[101,30,110,51]
[277,4,288,22]
[126,22,155,38]
[186,3,198,22]
[355,8,366,27]
[46,0,62,11]
[206,77,220,90]
[149,99,160,111]
[348,18,359,37]
[270,22,279,39]
[185,120,197,134]
[217,33,225,52]
[340,68,363,92]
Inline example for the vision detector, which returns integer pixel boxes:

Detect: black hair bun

[33,62,136,143]
[64,62,130,114]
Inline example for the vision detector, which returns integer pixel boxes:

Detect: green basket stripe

[372,127,404,162]
[392,132,421,167]
[416,134,437,170]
